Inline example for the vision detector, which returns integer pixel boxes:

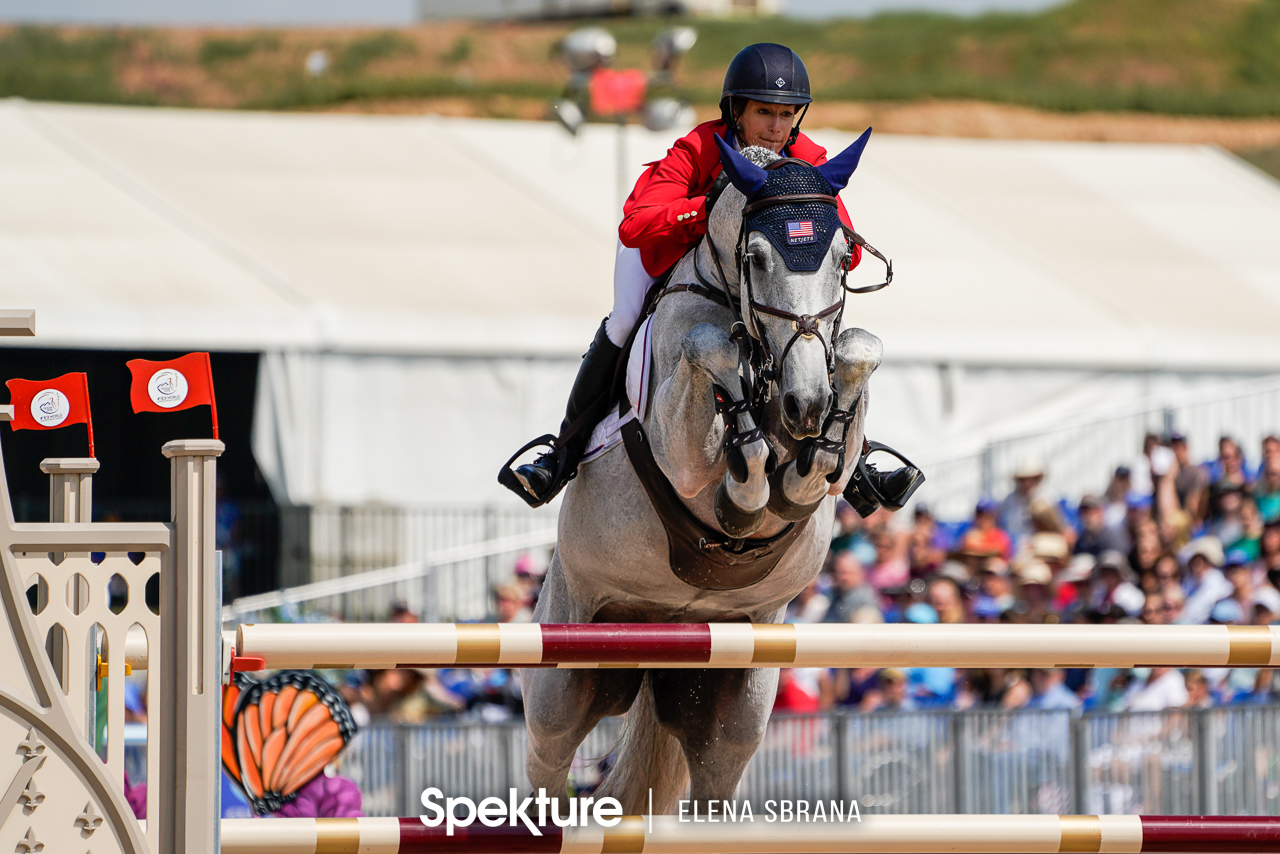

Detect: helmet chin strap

[787,103,810,146]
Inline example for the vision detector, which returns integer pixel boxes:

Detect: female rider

[501,43,922,515]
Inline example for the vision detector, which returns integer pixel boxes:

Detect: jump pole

[217,815,1280,854]
[232,622,1280,671]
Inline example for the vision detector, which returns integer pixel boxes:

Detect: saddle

[613,281,809,592]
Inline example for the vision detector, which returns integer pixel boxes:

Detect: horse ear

[817,127,872,193]
[714,133,768,200]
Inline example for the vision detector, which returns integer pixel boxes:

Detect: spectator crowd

[343,430,1280,724]
[776,431,1280,716]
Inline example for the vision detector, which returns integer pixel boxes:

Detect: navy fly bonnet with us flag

[714,129,872,273]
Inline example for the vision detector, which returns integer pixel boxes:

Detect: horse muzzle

[780,387,830,439]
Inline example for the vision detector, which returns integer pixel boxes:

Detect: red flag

[589,68,648,117]
[5,372,95,456]
[126,352,219,439]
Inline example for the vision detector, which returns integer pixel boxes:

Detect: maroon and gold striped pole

[218,815,1280,853]
[233,622,1280,672]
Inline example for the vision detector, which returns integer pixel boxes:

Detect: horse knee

[834,327,882,391]
[680,323,737,379]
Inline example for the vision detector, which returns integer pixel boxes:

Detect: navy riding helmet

[720,43,812,145]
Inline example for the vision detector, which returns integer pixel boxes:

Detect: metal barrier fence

[913,373,1280,520]
[194,703,1280,818]
[271,503,552,622]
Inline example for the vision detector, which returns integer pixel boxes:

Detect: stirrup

[498,434,562,508]
[844,440,925,518]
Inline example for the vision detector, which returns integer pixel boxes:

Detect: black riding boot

[843,439,926,518]
[499,319,623,508]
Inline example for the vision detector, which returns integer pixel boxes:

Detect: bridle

[663,156,894,484]
[706,157,890,393]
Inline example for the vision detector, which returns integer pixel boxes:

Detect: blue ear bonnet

[743,162,842,273]
[713,128,871,274]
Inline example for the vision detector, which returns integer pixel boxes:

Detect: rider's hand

[704,171,732,216]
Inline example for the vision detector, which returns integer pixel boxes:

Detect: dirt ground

[317,96,1280,153]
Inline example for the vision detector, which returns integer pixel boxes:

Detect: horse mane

[740,145,780,168]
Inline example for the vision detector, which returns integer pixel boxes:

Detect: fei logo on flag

[148,368,189,409]
[126,352,220,439]
[31,389,70,426]
[5,372,96,455]
[786,220,816,245]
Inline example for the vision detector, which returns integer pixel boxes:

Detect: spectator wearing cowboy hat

[1253,585,1280,625]
[1054,552,1095,613]
[998,456,1047,551]
[1089,550,1145,618]
[1175,536,1235,625]
[977,558,1017,615]
[1013,559,1055,623]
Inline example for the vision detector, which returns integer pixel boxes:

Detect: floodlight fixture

[560,28,618,74]
[652,27,697,73]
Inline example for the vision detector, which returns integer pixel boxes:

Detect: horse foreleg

[524,559,645,799]
[650,666,779,808]
[650,322,772,538]
[768,327,882,517]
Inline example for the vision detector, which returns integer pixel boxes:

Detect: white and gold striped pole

[216,814,1280,853]
[232,622,1280,672]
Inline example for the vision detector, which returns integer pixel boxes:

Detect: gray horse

[524,133,883,814]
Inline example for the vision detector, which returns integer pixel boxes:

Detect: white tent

[3,100,1280,506]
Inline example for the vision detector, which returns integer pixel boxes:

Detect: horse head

[710,130,871,439]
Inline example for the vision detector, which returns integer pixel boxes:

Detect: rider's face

[736,100,796,153]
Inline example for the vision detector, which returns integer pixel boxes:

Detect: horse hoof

[714,482,766,538]
[766,467,825,522]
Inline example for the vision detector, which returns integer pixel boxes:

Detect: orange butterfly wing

[220,670,358,815]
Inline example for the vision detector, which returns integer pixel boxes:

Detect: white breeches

[605,240,656,347]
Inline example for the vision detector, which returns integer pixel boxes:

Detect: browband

[741,192,839,216]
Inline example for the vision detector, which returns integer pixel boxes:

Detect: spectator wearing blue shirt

[998,457,1047,553]
[1176,537,1234,625]
[1025,669,1081,710]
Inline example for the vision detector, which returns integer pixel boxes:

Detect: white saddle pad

[582,315,655,464]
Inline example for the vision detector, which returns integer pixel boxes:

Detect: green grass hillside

[3,0,1280,117]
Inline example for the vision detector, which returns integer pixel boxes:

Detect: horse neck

[695,227,740,299]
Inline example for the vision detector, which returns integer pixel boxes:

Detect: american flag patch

[786,220,816,244]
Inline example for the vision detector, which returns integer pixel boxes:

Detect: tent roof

[4,100,1280,370]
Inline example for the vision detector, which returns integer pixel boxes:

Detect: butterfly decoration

[221,670,358,815]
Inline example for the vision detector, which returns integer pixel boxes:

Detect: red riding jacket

[619,120,859,278]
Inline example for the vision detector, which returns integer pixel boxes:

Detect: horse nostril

[783,392,802,424]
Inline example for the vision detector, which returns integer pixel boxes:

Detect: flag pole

[82,372,95,458]
[204,354,219,440]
